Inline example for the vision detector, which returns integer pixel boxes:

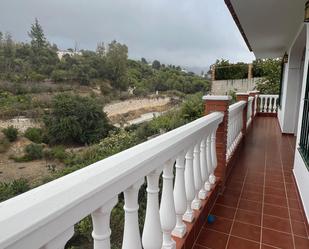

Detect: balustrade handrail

[227,101,246,159]
[0,112,223,249]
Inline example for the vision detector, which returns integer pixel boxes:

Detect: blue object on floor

[207,214,216,224]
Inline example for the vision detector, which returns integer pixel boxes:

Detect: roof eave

[224,0,253,52]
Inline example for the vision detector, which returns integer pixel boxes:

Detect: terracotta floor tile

[290,209,305,222]
[210,204,236,220]
[241,191,263,203]
[264,186,286,197]
[216,195,239,208]
[264,194,288,207]
[231,221,261,242]
[192,245,207,249]
[195,229,228,249]
[263,204,289,219]
[226,236,260,249]
[204,216,233,234]
[294,235,309,249]
[261,244,278,249]
[263,214,291,233]
[238,199,262,213]
[288,198,301,210]
[291,220,308,237]
[193,245,207,249]
[243,183,264,194]
[235,209,261,226]
[262,228,294,249]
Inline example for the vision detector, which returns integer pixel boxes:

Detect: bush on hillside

[24,127,43,143]
[24,143,43,160]
[44,94,113,145]
[0,178,30,202]
[2,126,18,142]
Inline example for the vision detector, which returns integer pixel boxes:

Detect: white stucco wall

[292,23,309,222]
[278,24,306,135]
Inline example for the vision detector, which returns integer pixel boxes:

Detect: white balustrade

[92,197,118,249]
[172,152,187,238]
[205,134,213,190]
[258,94,279,113]
[0,112,223,249]
[209,130,218,185]
[123,181,143,249]
[160,160,176,249]
[183,147,195,222]
[246,96,254,128]
[41,227,74,249]
[142,169,162,249]
[199,136,208,200]
[192,141,202,210]
[227,101,245,160]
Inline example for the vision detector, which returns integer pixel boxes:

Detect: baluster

[205,134,212,191]
[142,169,162,249]
[92,197,118,249]
[183,147,195,222]
[192,141,202,210]
[172,152,187,238]
[199,137,208,200]
[273,97,278,113]
[260,97,264,112]
[264,97,268,112]
[209,129,217,185]
[160,160,176,249]
[41,227,74,249]
[122,180,144,249]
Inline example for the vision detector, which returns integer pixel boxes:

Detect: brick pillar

[249,90,259,121]
[203,95,231,183]
[236,93,249,135]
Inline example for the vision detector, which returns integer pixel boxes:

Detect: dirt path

[104,97,171,116]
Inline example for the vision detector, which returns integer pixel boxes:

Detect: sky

[0,0,255,70]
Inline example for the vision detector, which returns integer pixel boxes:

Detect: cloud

[0,0,255,67]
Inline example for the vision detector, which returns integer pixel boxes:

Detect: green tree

[28,18,47,49]
[106,40,128,90]
[152,60,161,70]
[254,59,281,94]
[44,94,113,145]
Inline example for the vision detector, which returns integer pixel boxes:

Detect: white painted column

[199,136,208,200]
[192,141,202,210]
[209,129,217,185]
[122,180,144,249]
[172,152,187,238]
[41,227,74,249]
[91,197,118,249]
[205,134,212,191]
[142,169,163,249]
[160,160,176,249]
[183,147,195,222]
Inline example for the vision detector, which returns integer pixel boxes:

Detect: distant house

[57,50,82,60]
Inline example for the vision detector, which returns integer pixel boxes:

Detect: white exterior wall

[292,24,309,221]
[278,24,306,135]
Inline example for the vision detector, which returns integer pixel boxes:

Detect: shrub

[44,94,113,145]
[0,137,10,153]
[2,126,18,142]
[0,178,30,202]
[44,146,67,161]
[24,143,43,160]
[24,127,43,143]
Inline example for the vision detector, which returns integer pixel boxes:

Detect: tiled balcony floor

[193,117,309,249]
